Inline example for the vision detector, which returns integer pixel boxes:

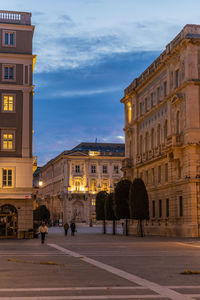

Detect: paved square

[1,225,200,299]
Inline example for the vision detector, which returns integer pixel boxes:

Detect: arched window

[127,103,132,124]
[164,120,168,140]
[139,135,143,154]
[75,181,81,191]
[145,132,149,152]
[157,124,161,146]
[176,111,180,134]
[151,128,154,149]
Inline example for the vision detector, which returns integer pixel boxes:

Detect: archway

[0,204,18,238]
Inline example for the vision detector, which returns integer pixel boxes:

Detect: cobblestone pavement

[1,225,200,299]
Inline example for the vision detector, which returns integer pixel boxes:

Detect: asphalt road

[1,225,200,299]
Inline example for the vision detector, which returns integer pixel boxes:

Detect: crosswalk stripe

[0,296,169,299]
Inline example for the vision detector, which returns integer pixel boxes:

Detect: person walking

[38,221,48,244]
[70,221,76,236]
[64,222,69,236]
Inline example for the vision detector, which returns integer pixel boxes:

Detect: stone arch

[0,204,18,238]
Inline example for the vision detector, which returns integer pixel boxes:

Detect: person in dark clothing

[64,222,69,235]
[70,222,76,236]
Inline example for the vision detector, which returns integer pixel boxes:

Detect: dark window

[114,165,119,174]
[175,69,179,88]
[91,165,96,173]
[159,199,162,218]
[158,166,161,183]
[75,165,80,173]
[151,93,154,108]
[165,163,168,182]
[103,165,107,174]
[164,81,167,97]
[179,196,183,217]
[152,200,155,218]
[166,198,169,217]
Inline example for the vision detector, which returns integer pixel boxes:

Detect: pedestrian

[38,221,48,244]
[70,221,76,236]
[64,222,69,236]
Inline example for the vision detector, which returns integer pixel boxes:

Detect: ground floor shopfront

[0,200,33,239]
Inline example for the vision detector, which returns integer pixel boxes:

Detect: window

[2,169,12,187]
[75,181,80,191]
[2,133,14,150]
[128,103,132,124]
[140,102,142,116]
[91,179,97,192]
[176,111,180,134]
[75,165,80,173]
[2,95,15,112]
[145,132,149,152]
[159,199,162,218]
[3,31,16,47]
[158,166,161,184]
[91,165,96,173]
[166,198,169,217]
[179,196,183,217]
[152,168,155,184]
[157,124,161,146]
[157,87,160,103]
[114,165,119,174]
[150,93,154,108]
[165,163,168,182]
[175,69,179,88]
[92,198,96,206]
[145,98,148,112]
[164,120,168,140]
[151,128,154,148]
[102,165,107,174]
[139,135,143,154]
[152,200,155,218]
[164,81,167,97]
[3,65,15,81]
[102,181,108,191]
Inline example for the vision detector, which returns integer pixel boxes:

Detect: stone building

[0,11,36,238]
[38,143,124,224]
[121,24,200,237]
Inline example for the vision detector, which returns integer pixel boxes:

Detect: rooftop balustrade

[0,10,31,25]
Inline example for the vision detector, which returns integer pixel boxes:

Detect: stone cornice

[122,25,200,99]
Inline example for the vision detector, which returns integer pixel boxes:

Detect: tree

[129,178,149,237]
[96,191,108,234]
[33,205,50,222]
[114,179,131,236]
[105,193,118,235]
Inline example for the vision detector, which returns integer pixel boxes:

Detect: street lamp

[39,180,43,187]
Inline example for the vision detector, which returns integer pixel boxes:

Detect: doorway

[0,205,18,238]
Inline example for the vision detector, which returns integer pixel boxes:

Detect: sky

[2,0,200,165]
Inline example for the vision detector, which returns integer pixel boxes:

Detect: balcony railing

[0,10,31,25]
[136,154,142,164]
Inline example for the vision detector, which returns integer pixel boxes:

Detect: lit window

[91,165,96,173]
[102,165,107,174]
[3,65,15,81]
[92,199,96,206]
[91,179,97,192]
[75,181,81,191]
[2,169,12,187]
[3,133,13,150]
[75,165,80,173]
[102,182,108,191]
[3,31,16,47]
[3,95,15,112]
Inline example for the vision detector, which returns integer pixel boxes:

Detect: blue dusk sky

[2,0,200,165]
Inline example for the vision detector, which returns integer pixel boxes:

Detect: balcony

[0,10,31,25]
[136,154,142,164]
[142,152,148,162]
[148,149,154,160]
[165,134,183,149]
[122,158,133,169]
[154,145,161,157]
[71,171,84,177]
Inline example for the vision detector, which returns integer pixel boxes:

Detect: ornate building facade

[121,24,200,237]
[38,143,124,224]
[0,11,36,238]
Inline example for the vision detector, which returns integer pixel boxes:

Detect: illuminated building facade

[121,24,200,237]
[0,11,36,238]
[39,143,124,224]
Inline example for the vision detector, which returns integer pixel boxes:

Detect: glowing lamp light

[39,180,43,187]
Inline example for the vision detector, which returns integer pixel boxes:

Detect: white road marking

[176,242,200,248]
[0,287,147,292]
[0,296,168,299]
[48,243,191,300]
